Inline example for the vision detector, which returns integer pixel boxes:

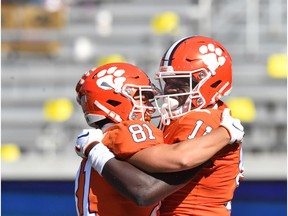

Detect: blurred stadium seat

[43,98,74,122]
[1,143,21,162]
[2,5,65,29]
[226,97,256,123]
[97,54,126,67]
[267,53,287,79]
[151,11,180,35]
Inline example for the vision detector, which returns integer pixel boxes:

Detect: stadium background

[1,0,287,215]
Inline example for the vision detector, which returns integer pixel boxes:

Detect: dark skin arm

[101,158,205,206]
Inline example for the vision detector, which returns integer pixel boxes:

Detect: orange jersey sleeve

[102,120,164,160]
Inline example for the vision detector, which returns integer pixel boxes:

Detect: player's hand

[75,128,115,175]
[75,129,104,158]
[220,108,244,144]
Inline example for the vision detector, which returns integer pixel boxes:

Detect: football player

[74,59,244,215]
[151,36,244,215]
[74,62,162,216]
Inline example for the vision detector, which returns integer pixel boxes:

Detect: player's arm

[101,157,202,206]
[128,126,229,173]
[128,108,244,173]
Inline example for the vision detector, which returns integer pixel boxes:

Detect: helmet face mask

[155,36,232,126]
[76,63,158,126]
[121,83,156,122]
[155,69,203,125]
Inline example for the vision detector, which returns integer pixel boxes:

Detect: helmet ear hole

[210,80,221,88]
[107,100,121,107]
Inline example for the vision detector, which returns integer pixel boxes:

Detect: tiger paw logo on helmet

[96,66,126,93]
[199,44,226,75]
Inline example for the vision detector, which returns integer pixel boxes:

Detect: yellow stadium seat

[97,54,126,67]
[151,12,180,35]
[1,143,21,162]
[43,98,74,122]
[267,54,287,79]
[226,97,256,122]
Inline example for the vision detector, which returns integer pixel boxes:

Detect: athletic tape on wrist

[88,143,115,175]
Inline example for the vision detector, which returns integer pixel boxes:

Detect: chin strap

[160,106,171,127]
[159,97,180,127]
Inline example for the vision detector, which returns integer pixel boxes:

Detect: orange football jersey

[75,120,163,216]
[160,108,243,216]
[103,119,164,160]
